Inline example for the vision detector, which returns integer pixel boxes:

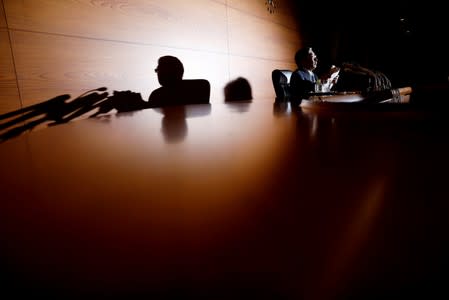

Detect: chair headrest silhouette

[180,79,210,104]
[148,79,210,107]
[272,69,292,101]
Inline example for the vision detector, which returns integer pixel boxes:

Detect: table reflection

[0,99,448,299]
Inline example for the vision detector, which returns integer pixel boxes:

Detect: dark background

[295,0,448,88]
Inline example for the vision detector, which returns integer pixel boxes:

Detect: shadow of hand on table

[0,88,148,143]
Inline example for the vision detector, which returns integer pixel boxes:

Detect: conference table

[1,99,448,299]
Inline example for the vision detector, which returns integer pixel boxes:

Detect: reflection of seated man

[160,106,188,143]
[147,55,185,107]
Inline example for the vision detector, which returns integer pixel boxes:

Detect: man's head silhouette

[155,56,184,87]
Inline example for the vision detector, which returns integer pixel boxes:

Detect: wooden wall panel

[4,0,228,53]
[228,0,300,31]
[229,55,296,100]
[0,29,21,114]
[0,0,6,28]
[2,0,304,116]
[227,7,301,61]
[10,31,229,106]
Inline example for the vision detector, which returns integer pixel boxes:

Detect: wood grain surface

[228,0,300,31]
[10,30,229,106]
[2,0,302,110]
[0,0,6,28]
[227,7,301,61]
[4,0,228,52]
[229,55,296,99]
[2,101,447,299]
[0,29,21,113]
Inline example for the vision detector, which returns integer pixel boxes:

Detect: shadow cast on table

[0,88,148,143]
[0,84,214,144]
[0,54,213,144]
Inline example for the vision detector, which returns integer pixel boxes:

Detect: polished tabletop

[1,99,448,299]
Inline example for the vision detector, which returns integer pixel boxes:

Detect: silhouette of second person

[148,56,210,107]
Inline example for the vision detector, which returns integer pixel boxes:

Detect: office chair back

[148,79,211,107]
[272,69,293,102]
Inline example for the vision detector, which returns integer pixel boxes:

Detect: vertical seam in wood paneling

[225,0,230,81]
[2,1,23,109]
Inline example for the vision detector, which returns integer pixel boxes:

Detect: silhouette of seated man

[147,56,210,107]
[160,106,188,143]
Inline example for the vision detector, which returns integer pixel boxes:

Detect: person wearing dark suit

[290,47,340,102]
[290,47,319,101]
